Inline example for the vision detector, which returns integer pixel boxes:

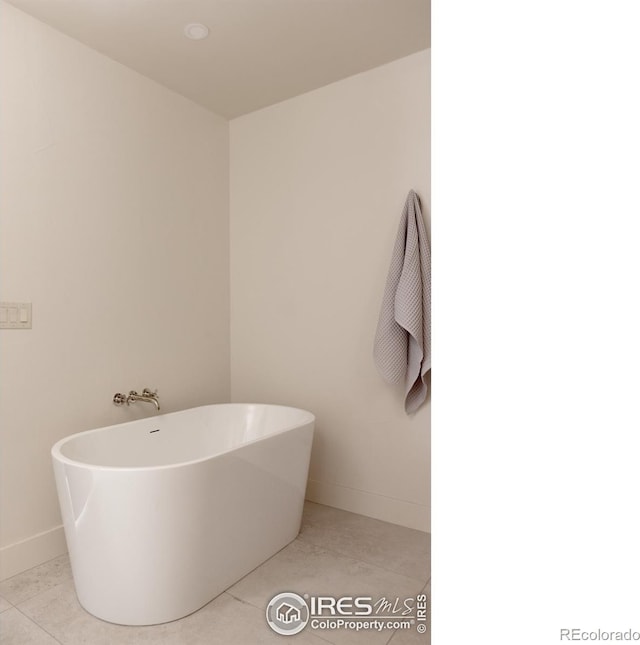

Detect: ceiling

[7,0,430,119]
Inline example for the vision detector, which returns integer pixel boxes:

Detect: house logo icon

[276,602,301,624]
[266,592,309,635]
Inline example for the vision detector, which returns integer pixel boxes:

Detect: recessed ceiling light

[184,23,209,40]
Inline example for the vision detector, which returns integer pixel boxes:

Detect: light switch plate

[0,302,32,329]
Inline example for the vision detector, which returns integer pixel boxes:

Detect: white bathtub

[51,403,315,626]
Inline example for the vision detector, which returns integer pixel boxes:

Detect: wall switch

[0,302,32,329]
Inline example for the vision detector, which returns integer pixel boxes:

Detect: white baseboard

[0,525,67,581]
[305,479,429,533]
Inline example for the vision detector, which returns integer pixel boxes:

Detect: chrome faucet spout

[140,389,160,411]
[130,395,160,411]
[128,390,160,411]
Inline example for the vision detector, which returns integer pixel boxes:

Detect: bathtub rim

[51,402,315,473]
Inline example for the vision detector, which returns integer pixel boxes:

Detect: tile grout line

[385,626,398,645]
[0,595,14,612]
[225,590,260,608]
[296,534,429,585]
[14,604,66,645]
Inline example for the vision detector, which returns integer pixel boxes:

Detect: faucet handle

[142,388,158,398]
[113,393,127,406]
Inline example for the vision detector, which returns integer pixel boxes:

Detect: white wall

[0,2,230,578]
[230,50,430,531]
[0,3,429,579]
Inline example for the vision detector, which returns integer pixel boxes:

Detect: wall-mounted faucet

[113,388,160,411]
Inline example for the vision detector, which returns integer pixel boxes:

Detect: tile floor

[0,502,430,645]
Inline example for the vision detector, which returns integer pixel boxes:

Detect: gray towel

[374,190,431,414]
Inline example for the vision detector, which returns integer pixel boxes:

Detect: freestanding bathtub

[51,403,315,626]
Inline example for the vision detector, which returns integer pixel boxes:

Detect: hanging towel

[373,190,431,414]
